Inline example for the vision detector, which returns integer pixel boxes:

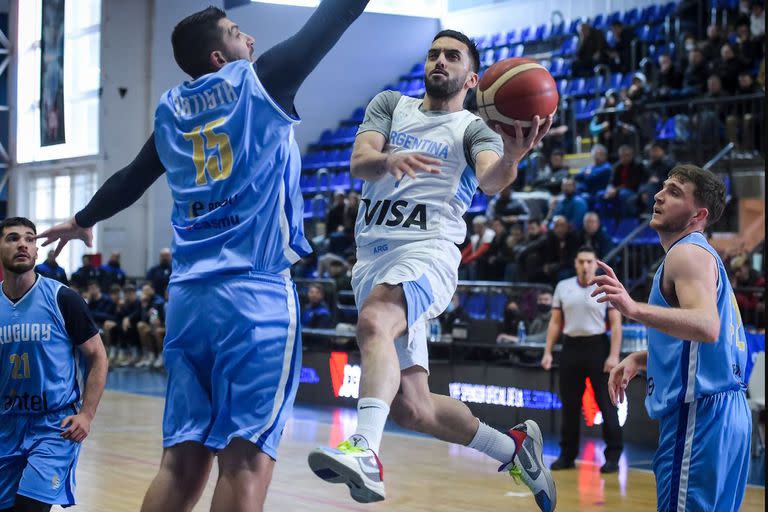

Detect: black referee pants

[558,334,623,463]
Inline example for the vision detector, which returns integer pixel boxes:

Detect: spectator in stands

[460,216,494,280]
[751,1,765,38]
[525,215,579,285]
[342,191,360,235]
[326,190,347,234]
[655,53,684,99]
[440,292,470,333]
[301,284,334,329]
[497,298,524,343]
[489,185,529,227]
[683,48,709,94]
[327,258,352,291]
[550,178,588,232]
[541,246,623,473]
[498,223,527,281]
[100,251,126,291]
[705,73,726,98]
[71,254,102,291]
[589,91,633,158]
[578,145,613,198]
[573,23,609,77]
[114,284,142,367]
[102,284,122,365]
[639,140,675,211]
[713,43,746,93]
[86,280,117,331]
[607,20,633,73]
[735,20,764,65]
[483,219,509,281]
[701,24,726,62]
[35,249,68,285]
[145,248,172,296]
[737,71,759,94]
[135,282,165,369]
[579,212,615,258]
[731,254,766,325]
[533,149,570,193]
[527,290,554,338]
[604,145,646,217]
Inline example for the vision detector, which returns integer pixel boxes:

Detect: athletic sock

[467,420,519,464]
[351,397,390,453]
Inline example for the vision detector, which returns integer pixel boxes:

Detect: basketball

[476,57,559,137]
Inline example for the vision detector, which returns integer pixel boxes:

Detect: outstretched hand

[37,217,93,258]
[589,260,638,319]
[492,114,554,163]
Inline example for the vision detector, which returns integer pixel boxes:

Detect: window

[247,0,446,18]
[16,0,101,163]
[30,169,98,275]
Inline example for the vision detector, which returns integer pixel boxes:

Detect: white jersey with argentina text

[645,232,748,419]
[154,60,311,282]
[0,277,83,415]
[355,96,482,246]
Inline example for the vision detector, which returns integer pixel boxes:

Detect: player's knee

[160,445,212,488]
[355,309,390,344]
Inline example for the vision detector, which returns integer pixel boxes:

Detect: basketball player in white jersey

[309,30,557,512]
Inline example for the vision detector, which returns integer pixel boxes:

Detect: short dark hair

[109,284,122,294]
[0,217,36,236]
[576,245,597,257]
[650,140,667,151]
[87,280,100,289]
[668,164,726,227]
[171,6,227,78]
[124,284,137,293]
[432,29,480,72]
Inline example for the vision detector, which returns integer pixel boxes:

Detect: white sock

[467,420,517,465]
[352,397,390,453]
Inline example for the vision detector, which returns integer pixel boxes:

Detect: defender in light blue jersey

[37,3,369,511]
[592,165,751,512]
[0,218,107,511]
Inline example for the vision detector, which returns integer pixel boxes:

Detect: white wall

[97,0,155,276]
[147,0,440,259]
[441,0,661,38]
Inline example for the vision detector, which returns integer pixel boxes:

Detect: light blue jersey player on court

[0,217,108,512]
[592,165,751,512]
[38,3,369,511]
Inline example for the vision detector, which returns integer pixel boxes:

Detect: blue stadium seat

[656,117,677,141]
[555,79,568,95]
[550,21,565,37]
[637,24,653,42]
[622,7,639,26]
[640,5,659,24]
[662,2,677,18]
[565,78,587,97]
[609,71,623,90]
[549,58,564,77]
[505,29,519,46]
[482,48,496,67]
[489,293,507,321]
[331,171,351,191]
[606,11,621,27]
[572,98,589,120]
[511,44,524,58]
[474,35,489,49]
[606,29,616,48]
[465,294,488,320]
[408,62,425,78]
[311,196,327,220]
[620,73,634,88]
[592,14,606,30]
[489,32,504,48]
[336,304,358,323]
[539,59,551,71]
[496,46,510,61]
[300,173,316,194]
[519,26,532,44]
[347,107,365,123]
[566,18,582,35]
[556,36,579,57]
[352,178,364,192]
[316,171,331,192]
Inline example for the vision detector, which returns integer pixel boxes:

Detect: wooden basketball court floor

[53,386,765,512]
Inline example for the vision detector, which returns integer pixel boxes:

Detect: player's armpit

[665,243,721,341]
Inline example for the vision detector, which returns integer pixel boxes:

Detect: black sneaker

[549,457,575,470]
[600,460,619,473]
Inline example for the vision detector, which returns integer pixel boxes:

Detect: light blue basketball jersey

[154,60,311,282]
[0,277,83,415]
[645,232,748,419]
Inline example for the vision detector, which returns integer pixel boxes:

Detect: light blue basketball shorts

[0,406,81,508]
[653,389,751,512]
[162,271,302,459]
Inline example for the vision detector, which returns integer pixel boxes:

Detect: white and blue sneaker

[308,438,386,503]
[499,420,557,512]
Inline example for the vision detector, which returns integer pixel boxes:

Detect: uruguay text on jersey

[0,323,53,344]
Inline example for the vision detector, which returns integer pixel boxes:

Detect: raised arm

[38,134,166,256]
[591,244,721,342]
[256,0,369,113]
[474,116,552,195]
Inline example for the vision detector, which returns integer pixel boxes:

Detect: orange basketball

[476,57,559,137]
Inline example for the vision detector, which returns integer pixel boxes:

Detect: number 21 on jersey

[183,117,233,186]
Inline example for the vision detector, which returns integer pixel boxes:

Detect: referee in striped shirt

[541,245,624,473]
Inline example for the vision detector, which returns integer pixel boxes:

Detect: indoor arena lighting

[248,0,447,18]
